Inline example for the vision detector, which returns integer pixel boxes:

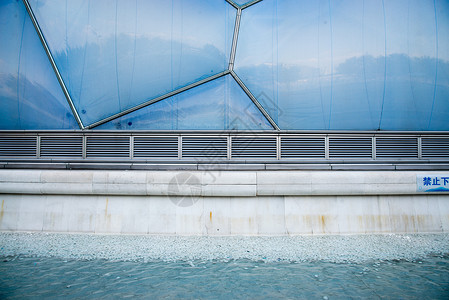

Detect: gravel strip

[0,232,448,263]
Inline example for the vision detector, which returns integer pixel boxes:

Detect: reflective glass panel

[231,1,254,7]
[96,75,272,130]
[235,0,449,130]
[0,0,77,129]
[431,0,449,130]
[380,0,435,130]
[29,0,235,126]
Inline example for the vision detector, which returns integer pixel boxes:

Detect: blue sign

[417,175,449,192]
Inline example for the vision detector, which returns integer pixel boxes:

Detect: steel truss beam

[225,0,239,9]
[228,8,242,71]
[24,0,275,131]
[22,0,84,130]
[230,71,280,130]
[85,71,231,129]
[225,0,263,10]
[226,0,279,130]
[241,0,264,10]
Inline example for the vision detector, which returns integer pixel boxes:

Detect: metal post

[229,136,233,159]
[130,136,134,159]
[82,135,87,159]
[276,135,281,160]
[418,136,422,160]
[36,135,40,158]
[178,136,182,160]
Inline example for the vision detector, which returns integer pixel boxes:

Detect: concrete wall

[0,170,448,235]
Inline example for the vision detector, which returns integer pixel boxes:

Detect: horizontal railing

[0,131,448,162]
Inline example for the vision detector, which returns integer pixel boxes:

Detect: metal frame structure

[22,0,277,131]
[85,71,231,129]
[230,71,280,130]
[226,0,264,10]
[15,0,448,145]
[228,8,241,71]
[22,0,84,129]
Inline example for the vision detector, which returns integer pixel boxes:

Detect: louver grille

[281,137,325,159]
[86,136,130,158]
[40,136,83,157]
[182,137,227,159]
[232,137,277,159]
[376,137,418,158]
[422,138,449,158]
[134,136,178,158]
[329,138,372,159]
[0,133,447,163]
[0,136,36,157]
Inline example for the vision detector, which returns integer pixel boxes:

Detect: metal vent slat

[422,138,449,158]
[134,136,178,158]
[329,138,372,159]
[86,136,130,158]
[376,138,418,158]
[0,136,36,156]
[1,133,448,162]
[232,137,277,159]
[182,137,227,158]
[281,137,325,159]
[40,136,83,157]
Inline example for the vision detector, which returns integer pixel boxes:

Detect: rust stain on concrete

[355,215,390,232]
[302,216,309,224]
[357,216,364,228]
[104,198,112,230]
[209,211,212,222]
[402,215,410,232]
[0,200,4,223]
[302,216,312,233]
[417,215,426,225]
[319,215,328,233]
[416,214,433,231]
[105,198,109,216]
[410,215,417,232]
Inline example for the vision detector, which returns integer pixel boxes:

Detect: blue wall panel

[235,0,449,130]
[96,75,272,130]
[28,0,235,126]
[1,0,448,131]
[0,0,78,130]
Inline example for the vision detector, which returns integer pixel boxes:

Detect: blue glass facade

[97,75,272,130]
[1,0,448,131]
[0,0,78,129]
[235,0,449,130]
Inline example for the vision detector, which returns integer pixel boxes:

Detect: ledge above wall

[1,169,448,197]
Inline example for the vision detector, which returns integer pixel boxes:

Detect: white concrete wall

[0,170,448,235]
[0,170,443,196]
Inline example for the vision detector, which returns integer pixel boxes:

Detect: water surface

[1,255,448,299]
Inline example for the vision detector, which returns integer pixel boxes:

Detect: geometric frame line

[85,71,231,129]
[23,0,278,130]
[226,0,264,10]
[226,0,279,130]
[230,70,280,130]
[22,0,84,129]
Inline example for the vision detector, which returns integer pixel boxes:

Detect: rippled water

[1,255,448,299]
